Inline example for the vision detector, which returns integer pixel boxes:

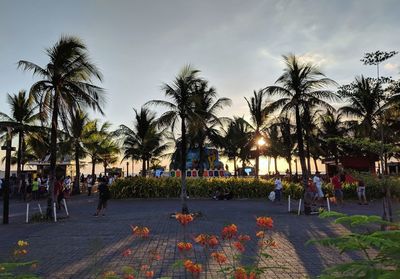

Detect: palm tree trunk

[287,157,292,178]
[180,116,189,213]
[73,142,81,195]
[91,156,96,179]
[233,157,237,177]
[198,141,204,177]
[142,157,146,177]
[274,156,278,174]
[255,145,260,178]
[48,94,59,218]
[17,130,23,190]
[313,157,319,173]
[103,162,107,176]
[305,134,311,175]
[295,105,308,188]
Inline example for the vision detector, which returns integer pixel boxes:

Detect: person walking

[313,171,324,205]
[32,177,39,200]
[331,172,343,205]
[87,175,93,196]
[54,177,64,210]
[357,180,368,205]
[274,172,283,204]
[93,177,110,217]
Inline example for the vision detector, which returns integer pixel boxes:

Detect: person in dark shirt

[94,177,110,216]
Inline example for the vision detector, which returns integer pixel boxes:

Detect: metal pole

[126,161,129,177]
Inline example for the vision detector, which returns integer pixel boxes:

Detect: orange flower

[256,231,265,238]
[177,242,193,252]
[194,234,207,246]
[234,267,247,279]
[238,234,251,242]
[145,270,154,278]
[122,248,132,257]
[140,264,149,271]
[125,275,135,279]
[175,213,194,226]
[222,224,238,239]
[211,252,227,264]
[208,235,219,248]
[248,271,257,279]
[131,225,150,238]
[256,217,273,229]
[183,260,202,274]
[233,241,245,252]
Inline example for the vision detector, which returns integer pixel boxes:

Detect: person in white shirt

[274,172,283,203]
[313,171,324,200]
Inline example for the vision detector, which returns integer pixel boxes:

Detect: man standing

[313,171,324,203]
[274,172,283,204]
[331,172,343,205]
[94,177,110,217]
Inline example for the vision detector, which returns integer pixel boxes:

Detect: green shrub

[110,177,305,199]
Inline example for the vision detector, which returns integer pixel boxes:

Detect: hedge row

[109,176,400,200]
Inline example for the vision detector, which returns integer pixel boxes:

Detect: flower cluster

[256,217,273,229]
[211,252,227,264]
[175,213,194,226]
[140,265,154,278]
[14,240,29,256]
[131,225,150,238]
[177,242,193,252]
[234,267,257,279]
[194,234,219,248]
[222,224,238,239]
[184,259,202,274]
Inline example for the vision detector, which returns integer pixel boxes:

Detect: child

[357,180,368,205]
[274,173,283,204]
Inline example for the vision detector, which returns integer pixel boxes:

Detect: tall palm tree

[84,120,112,180]
[18,36,104,216]
[265,54,337,187]
[116,107,166,177]
[147,65,201,213]
[272,116,296,176]
[66,109,89,194]
[215,117,251,177]
[0,90,38,182]
[244,89,270,178]
[189,80,231,176]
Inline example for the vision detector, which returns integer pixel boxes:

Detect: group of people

[272,171,368,207]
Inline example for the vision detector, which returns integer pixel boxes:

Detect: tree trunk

[103,162,107,177]
[180,115,188,213]
[142,157,146,177]
[233,157,237,177]
[274,156,278,174]
[295,105,308,188]
[91,156,96,179]
[17,130,23,192]
[198,140,204,177]
[305,133,311,175]
[47,93,59,219]
[313,157,319,173]
[287,157,292,178]
[255,145,260,178]
[73,141,81,195]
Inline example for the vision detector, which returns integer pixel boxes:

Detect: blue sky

[1,0,400,172]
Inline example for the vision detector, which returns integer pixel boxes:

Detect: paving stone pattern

[0,195,397,278]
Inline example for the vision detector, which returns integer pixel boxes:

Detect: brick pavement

[0,196,398,278]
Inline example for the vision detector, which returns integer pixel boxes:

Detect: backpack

[268,191,276,201]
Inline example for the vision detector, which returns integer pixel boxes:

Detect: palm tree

[116,107,166,177]
[244,89,270,178]
[273,116,296,176]
[98,139,119,176]
[18,36,104,216]
[0,90,38,182]
[147,65,201,213]
[66,109,89,194]
[215,117,251,177]
[264,124,281,174]
[84,120,112,180]
[189,80,231,176]
[265,54,337,187]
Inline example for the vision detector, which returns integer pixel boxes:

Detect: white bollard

[38,204,43,215]
[297,199,302,216]
[26,203,30,223]
[63,199,69,216]
[53,202,57,222]
[326,197,331,212]
[288,195,291,212]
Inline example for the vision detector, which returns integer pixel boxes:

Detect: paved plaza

[0,195,398,278]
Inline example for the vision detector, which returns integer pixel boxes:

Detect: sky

[1,0,400,174]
